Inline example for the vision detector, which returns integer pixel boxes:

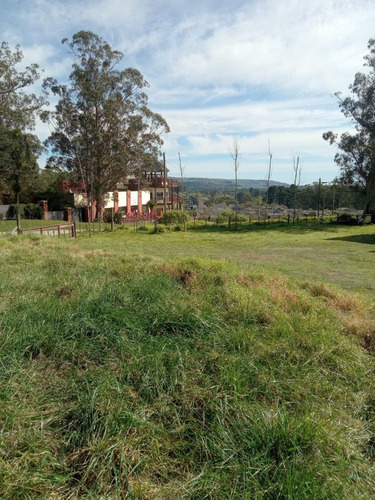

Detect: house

[58,160,180,221]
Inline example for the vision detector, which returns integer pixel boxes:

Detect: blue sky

[1,0,375,184]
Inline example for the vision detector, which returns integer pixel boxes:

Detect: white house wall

[74,190,151,209]
[142,191,151,204]
[118,191,127,207]
[104,192,114,209]
[130,191,138,206]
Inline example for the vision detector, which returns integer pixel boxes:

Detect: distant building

[58,160,179,221]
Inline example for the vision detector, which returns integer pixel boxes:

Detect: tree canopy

[0,42,44,206]
[0,128,41,207]
[43,31,170,219]
[323,39,375,215]
[0,41,45,130]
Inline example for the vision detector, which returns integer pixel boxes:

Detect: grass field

[70,220,375,292]
[0,222,374,498]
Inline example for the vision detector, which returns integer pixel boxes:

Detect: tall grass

[0,234,374,498]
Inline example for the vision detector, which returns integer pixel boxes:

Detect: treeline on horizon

[0,164,365,214]
[198,183,365,212]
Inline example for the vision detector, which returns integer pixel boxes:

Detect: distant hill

[172,177,289,192]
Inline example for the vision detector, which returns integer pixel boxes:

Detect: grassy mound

[0,235,374,498]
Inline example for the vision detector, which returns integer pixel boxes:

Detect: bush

[151,223,165,233]
[159,210,190,226]
[216,210,235,224]
[336,213,357,225]
[104,210,123,224]
[24,204,43,219]
[232,213,247,223]
[6,204,25,219]
[113,211,123,224]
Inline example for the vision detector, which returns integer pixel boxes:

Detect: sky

[1,0,375,185]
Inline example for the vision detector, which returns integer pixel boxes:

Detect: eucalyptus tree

[43,31,170,219]
[0,41,44,219]
[323,38,375,215]
[0,41,44,130]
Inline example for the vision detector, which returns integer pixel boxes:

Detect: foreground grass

[0,232,374,498]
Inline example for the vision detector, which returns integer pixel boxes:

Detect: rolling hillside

[173,177,288,192]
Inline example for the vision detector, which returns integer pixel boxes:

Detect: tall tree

[323,39,375,215]
[43,31,170,219]
[0,41,45,130]
[0,41,45,215]
[0,129,41,228]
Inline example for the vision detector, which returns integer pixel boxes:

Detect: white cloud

[1,0,373,184]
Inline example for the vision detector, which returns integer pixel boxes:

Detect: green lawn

[73,221,375,293]
[0,221,374,498]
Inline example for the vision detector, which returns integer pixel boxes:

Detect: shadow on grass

[326,233,375,245]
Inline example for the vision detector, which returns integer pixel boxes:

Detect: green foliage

[24,203,43,219]
[0,128,42,203]
[237,188,253,204]
[159,209,190,225]
[6,203,43,219]
[104,209,123,224]
[113,211,123,224]
[6,204,24,218]
[146,199,157,211]
[43,31,169,219]
[216,209,235,223]
[0,41,45,130]
[323,38,375,214]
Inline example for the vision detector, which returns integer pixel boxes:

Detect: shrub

[113,211,123,224]
[24,204,43,219]
[336,213,357,225]
[232,213,247,223]
[6,204,25,219]
[216,210,235,224]
[104,210,123,224]
[159,210,190,226]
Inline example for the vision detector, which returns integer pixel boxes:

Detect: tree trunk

[364,167,375,216]
[16,191,21,232]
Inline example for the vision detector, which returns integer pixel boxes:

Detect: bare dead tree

[292,155,302,222]
[178,152,186,231]
[228,137,240,230]
[264,141,272,225]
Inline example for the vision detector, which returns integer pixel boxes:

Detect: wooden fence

[19,222,76,239]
